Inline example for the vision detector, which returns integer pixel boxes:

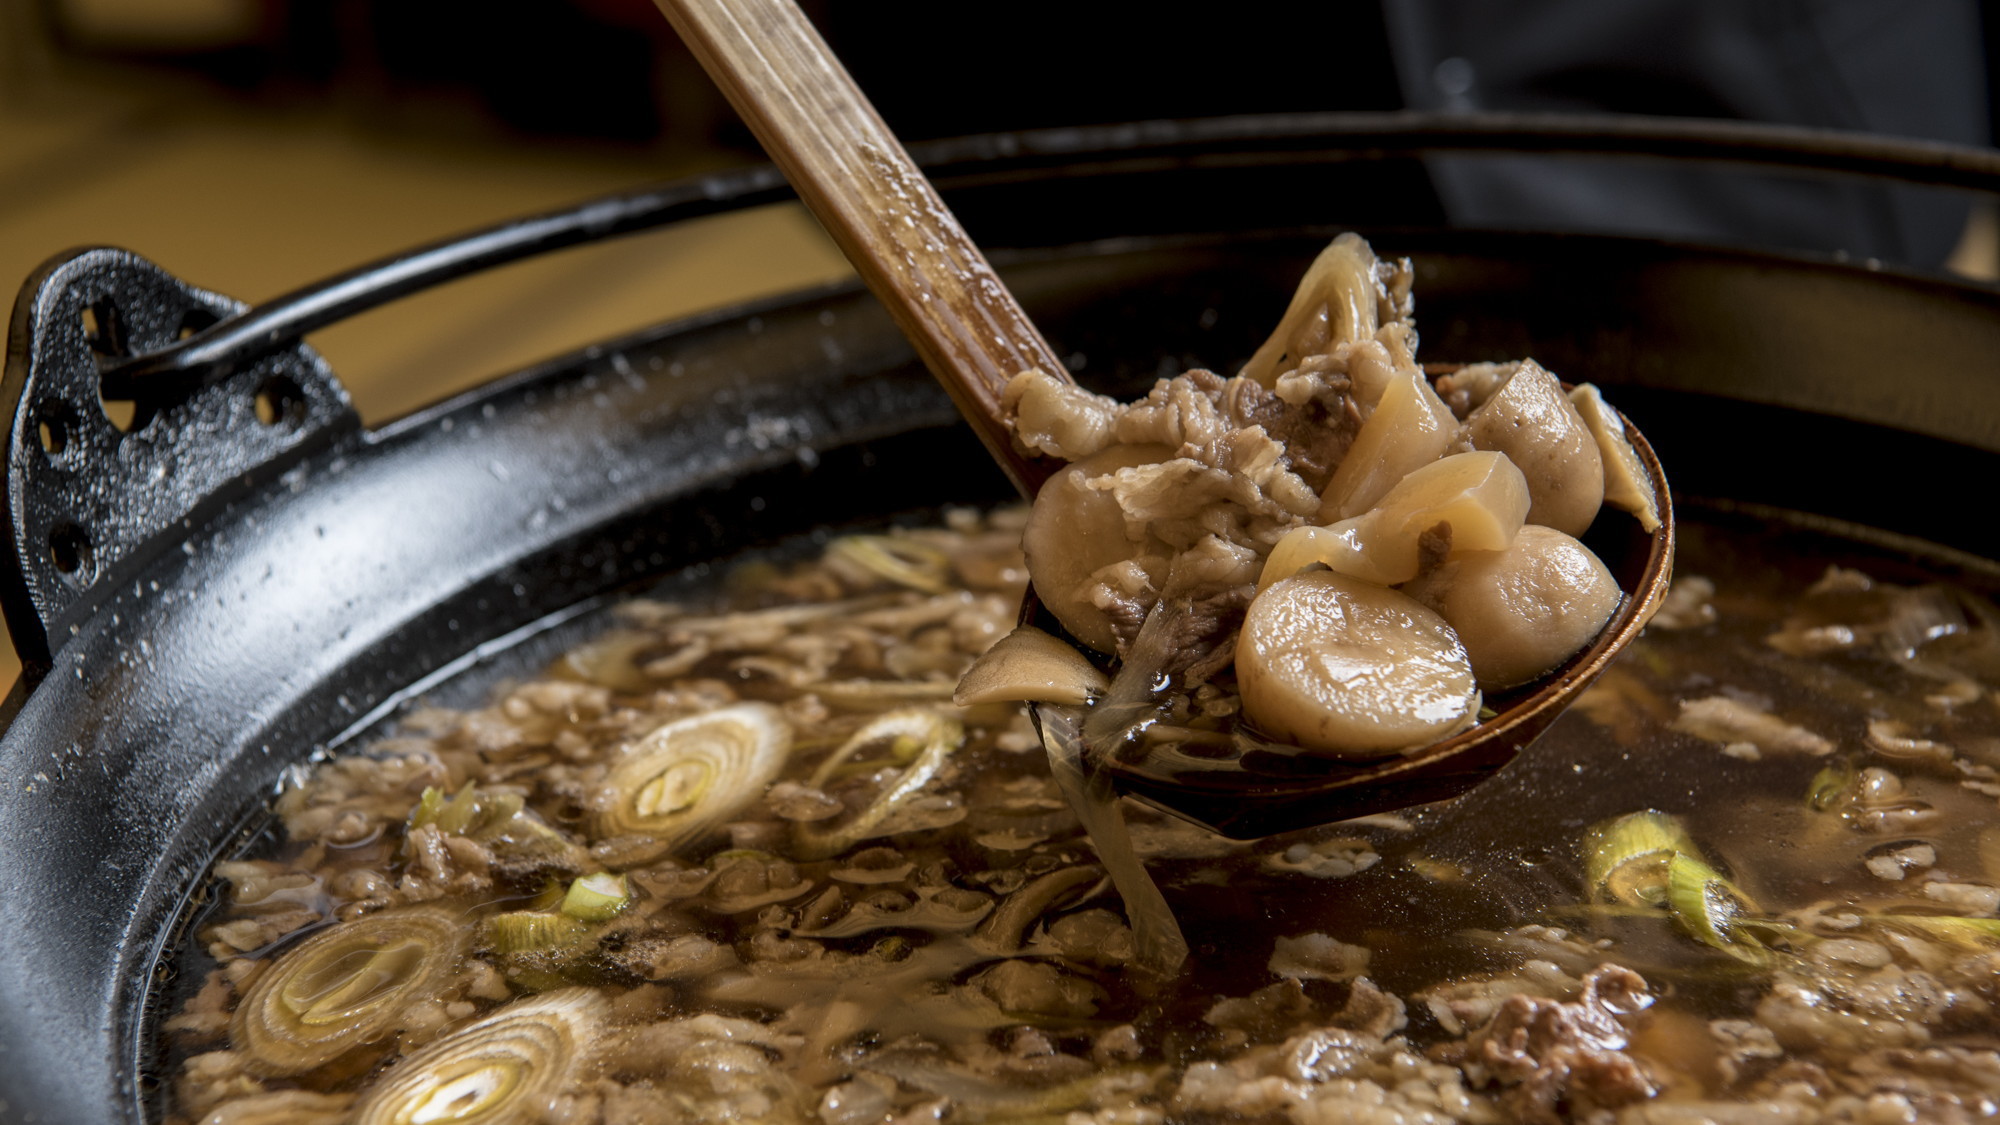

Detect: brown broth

[157,503,2000,1124]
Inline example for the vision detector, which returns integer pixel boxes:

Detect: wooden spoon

[652,0,1675,837]
[653,0,1064,498]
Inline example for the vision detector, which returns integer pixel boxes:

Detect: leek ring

[232,906,465,1075]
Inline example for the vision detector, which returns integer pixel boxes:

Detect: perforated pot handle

[0,167,795,677]
[0,249,360,669]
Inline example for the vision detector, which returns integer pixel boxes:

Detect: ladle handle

[655,0,1069,497]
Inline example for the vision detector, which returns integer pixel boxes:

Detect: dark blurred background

[6,3,1996,282]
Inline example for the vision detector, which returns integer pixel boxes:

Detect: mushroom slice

[1462,359,1604,536]
[954,626,1109,706]
[1261,452,1530,589]
[561,628,660,692]
[352,988,604,1125]
[233,906,466,1075]
[1236,571,1481,757]
[705,851,816,913]
[794,708,964,860]
[1022,444,1175,654]
[593,703,791,864]
[1316,367,1459,522]
[1403,525,1622,689]
[1567,383,1662,532]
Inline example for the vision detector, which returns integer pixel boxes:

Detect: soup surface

[161,504,2000,1125]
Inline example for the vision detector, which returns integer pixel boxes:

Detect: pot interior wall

[2,228,1998,1125]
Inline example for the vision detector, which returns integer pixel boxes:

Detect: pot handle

[0,248,360,670]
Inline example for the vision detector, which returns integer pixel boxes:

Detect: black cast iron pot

[5,113,2000,1125]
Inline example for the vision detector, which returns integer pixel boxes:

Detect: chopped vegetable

[1235,570,1480,757]
[1871,912,2000,947]
[351,989,604,1125]
[1403,524,1623,690]
[1805,759,1858,812]
[1569,383,1662,533]
[594,703,791,863]
[793,708,963,860]
[559,872,632,922]
[953,625,1109,707]
[408,783,524,843]
[1037,703,1188,975]
[232,907,465,1075]
[1665,852,1770,963]
[1258,452,1531,590]
[1584,810,1702,907]
[826,534,954,594]
[486,910,590,954]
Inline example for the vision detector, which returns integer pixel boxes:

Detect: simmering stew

[160,504,2000,1125]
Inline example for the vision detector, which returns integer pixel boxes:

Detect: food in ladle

[1017,443,1176,655]
[998,233,1649,757]
[1404,524,1623,691]
[1260,452,1531,591]
[1569,382,1663,533]
[1445,359,1604,537]
[1316,366,1459,522]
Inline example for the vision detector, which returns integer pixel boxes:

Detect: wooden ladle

[653,0,1675,838]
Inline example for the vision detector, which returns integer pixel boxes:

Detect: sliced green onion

[233,907,465,1075]
[562,629,661,693]
[353,989,603,1125]
[527,877,566,913]
[1036,703,1187,975]
[435,783,482,835]
[486,911,589,954]
[794,709,964,860]
[1584,810,1701,906]
[407,783,528,848]
[408,786,445,832]
[594,703,792,863]
[559,873,631,922]
[1807,758,1858,812]
[1666,852,1769,963]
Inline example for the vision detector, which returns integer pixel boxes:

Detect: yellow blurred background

[0,0,862,688]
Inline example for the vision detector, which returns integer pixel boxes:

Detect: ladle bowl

[1066,410,1674,839]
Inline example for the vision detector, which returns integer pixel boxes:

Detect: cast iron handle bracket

[0,248,359,668]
